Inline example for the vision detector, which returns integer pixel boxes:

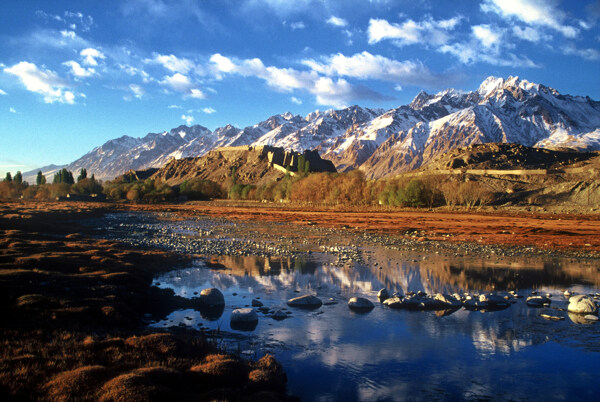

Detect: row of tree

[1,166,495,209]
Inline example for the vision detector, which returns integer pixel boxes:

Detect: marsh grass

[0,201,294,401]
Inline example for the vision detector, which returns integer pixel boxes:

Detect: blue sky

[1,0,599,176]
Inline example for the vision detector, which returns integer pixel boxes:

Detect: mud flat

[0,201,295,401]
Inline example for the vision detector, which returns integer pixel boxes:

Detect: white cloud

[202,107,216,114]
[63,60,95,77]
[9,107,16,113]
[168,104,182,109]
[562,45,600,60]
[368,16,462,46]
[481,0,579,38]
[148,54,194,73]
[210,53,238,73]
[438,41,538,68]
[472,24,503,49]
[0,89,7,95]
[129,84,144,99]
[290,96,302,104]
[60,30,77,40]
[189,88,206,99]
[181,114,194,125]
[80,48,106,66]
[327,16,347,27]
[290,21,306,30]
[4,61,79,104]
[160,73,206,98]
[394,85,403,91]
[209,53,388,108]
[303,51,444,87]
[161,73,191,91]
[512,26,550,42]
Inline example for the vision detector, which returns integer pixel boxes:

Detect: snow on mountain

[361,76,600,177]
[31,76,600,181]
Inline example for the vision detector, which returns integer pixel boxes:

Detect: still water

[102,212,600,401]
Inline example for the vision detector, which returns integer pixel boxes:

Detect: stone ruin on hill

[259,146,336,174]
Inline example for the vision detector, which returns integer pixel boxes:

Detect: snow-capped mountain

[26,76,600,182]
[361,76,600,177]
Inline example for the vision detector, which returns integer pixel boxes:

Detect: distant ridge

[25,76,600,182]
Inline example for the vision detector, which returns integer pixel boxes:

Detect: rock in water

[377,288,390,302]
[271,310,288,320]
[526,295,551,307]
[382,297,404,309]
[567,295,598,315]
[230,308,258,331]
[434,293,462,308]
[287,294,322,309]
[199,288,225,307]
[251,299,263,307]
[348,297,374,312]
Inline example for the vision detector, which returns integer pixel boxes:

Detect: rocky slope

[25,76,600,182]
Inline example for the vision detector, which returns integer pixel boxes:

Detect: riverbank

[0,201,294,401]
[119,200,600,258]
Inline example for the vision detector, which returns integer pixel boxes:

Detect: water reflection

[104,212,600,401]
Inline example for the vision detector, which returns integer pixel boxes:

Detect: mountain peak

[477,76,505,97]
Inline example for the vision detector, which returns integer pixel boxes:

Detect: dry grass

[0,201,294,401]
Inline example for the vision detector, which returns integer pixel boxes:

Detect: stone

[377,288,390,302]
[199,288,225,307]
[382,296,403,309]
[348,297,374,312]
[230,308,258,331]
[567,295,598,315]
[584,314,599,321]
[434,293,462,308]
[287,294,322,309]
[271,310,288,320]
[479,294,510,309]
[251,299,264,307]
[526,295,551,307]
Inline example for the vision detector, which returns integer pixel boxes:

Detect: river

[97,211,600,401]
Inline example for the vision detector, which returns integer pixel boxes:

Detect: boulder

[434,293,462,308]
[348,297,374,312]
[230,308,258,331]
[271,310,288,320]
[287,294,322,309]
[199,288,225,307]
[567,295,598,315]
[377,288,390,302]
[382,296,403,309]
[251,299,263,307]
[479,294,511,310]
[526,295,551,307]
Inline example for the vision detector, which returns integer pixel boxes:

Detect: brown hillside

[151,146,285,186]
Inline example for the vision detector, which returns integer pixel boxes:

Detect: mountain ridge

[24,76,600,183]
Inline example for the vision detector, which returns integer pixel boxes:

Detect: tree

[4,172,12,182]
[53,168,74,185]
[36,171,46,185]
[13,171,22,185]
[77,168,87,182]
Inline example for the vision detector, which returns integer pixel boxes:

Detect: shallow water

[99,212,600,401]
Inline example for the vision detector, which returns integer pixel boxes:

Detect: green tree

[4,172,12,182]
[230,166,237,185]
[13,171,22,185]
[53,168,74,185]
[77,168,87,182]
[36,171,46,185]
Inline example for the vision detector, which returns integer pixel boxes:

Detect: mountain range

[25,76,600,182]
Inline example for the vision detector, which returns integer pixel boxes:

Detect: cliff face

[151,146,336,186]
